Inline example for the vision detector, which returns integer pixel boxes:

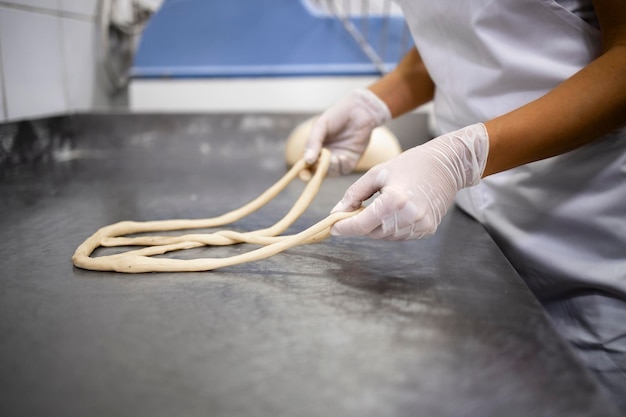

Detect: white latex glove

[304,89,392,176]
[330,123,490,240]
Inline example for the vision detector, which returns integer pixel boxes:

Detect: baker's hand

[304,89,391,176]
[330,123,490,240]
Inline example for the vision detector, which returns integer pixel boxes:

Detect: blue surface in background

[132,0,411,78]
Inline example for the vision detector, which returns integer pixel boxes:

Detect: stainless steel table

[0,113,619,417]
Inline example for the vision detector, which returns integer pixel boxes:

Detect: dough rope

[72,149,358,273]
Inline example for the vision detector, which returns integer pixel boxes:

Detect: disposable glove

[304,89,392,176]
[330,123,489,240]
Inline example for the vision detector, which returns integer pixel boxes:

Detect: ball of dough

[284,117,402,172]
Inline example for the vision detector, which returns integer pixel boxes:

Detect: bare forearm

[368,47,435,118]
[484,46,626,176]
[483,0,626,176]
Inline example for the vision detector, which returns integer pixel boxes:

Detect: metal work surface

[0,114,619,417]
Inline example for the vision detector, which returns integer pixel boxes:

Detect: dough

[72,149,360,273]
[284,117,402,171]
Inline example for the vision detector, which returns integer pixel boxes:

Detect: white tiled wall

[1,7,67,120]
[0,0,107,122]
[3,0,98,15]
[61,16,107,110]
[60,0,98,17]
[8,0,59,12]
[0,53,5,119]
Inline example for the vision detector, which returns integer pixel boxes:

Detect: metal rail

[310,0,412,74]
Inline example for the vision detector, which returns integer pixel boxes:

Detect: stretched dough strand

[72,149,357,273]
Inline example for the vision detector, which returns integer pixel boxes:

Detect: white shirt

[397,0,626,300]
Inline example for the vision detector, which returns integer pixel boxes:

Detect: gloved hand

[304,88,392,176]
[330,123,490,240]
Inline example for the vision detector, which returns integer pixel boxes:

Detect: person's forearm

[368,47,435,118]
[483,0,626,176]
[483,46,626,176]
